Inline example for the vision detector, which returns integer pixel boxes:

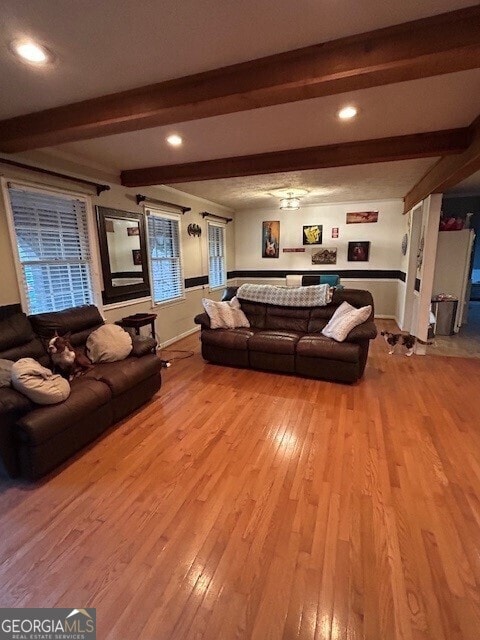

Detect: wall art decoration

[346,211,378,224]
[187,223,202,237]
[331,227,339,238]
[302,225,322,245]
[127,226,140,236]
[348,241,370,262]
[262,220,280,258]
[132,249,142,265]
[312,247,337,265]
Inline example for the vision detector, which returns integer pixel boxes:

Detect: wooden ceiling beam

[120,128,471,187]
[1,6,480,152]
[404,115,480,212]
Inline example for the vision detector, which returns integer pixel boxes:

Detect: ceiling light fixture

[166,134,183,146]
[11,40,52,64]
[338,105,357,120]
[270,188,309,211]
[280,194,301,210]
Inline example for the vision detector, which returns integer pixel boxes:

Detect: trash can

[431,299,458,336]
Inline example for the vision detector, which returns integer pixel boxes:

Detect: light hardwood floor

[1,323,480,640]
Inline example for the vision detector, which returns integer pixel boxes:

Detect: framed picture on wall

[303,225,323,245]
[262,221,280,258]
[348,241,370,262]
[132,249,142,265]
[312,247,337,265]
[346,211,378,224]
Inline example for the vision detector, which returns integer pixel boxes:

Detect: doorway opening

[428,195,480,358]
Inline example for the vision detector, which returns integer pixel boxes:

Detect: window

[7,185,95,315]
[147,211,184,303]
[208,222,226,289]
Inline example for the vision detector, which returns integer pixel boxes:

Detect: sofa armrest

[346,321,378,342]
[194,312,211,329]
[131,336,157,356]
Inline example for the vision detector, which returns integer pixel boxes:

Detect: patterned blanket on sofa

[236,283,333,307]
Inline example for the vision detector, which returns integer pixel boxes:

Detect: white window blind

[7,186,94,315]
[147,212,184,303]
[208,223,226,289]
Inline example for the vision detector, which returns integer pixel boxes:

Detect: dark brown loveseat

[0,304,161,480]
[194,288,377,384]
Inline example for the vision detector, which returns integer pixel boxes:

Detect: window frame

[207,220,227,292]
[1,177,102,315]
[146,208,185,307]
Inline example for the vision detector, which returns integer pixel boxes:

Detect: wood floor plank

[0,321,479,639]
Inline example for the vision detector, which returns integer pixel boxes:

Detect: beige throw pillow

[11,358,70,405]
[322,301,372,342]
[202,296,250,329]
[87,324,133,363]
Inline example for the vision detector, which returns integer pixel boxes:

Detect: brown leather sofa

[194,288,377,384]
[0,304,161,480]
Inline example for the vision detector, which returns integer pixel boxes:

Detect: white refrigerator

[432,229,476,332]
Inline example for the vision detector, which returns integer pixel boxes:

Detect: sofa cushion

[16,377,111,445]
[11,358,71,405]
[248,330,301,355]
[0,312,49,366]
[297,334,360,363]
[235,301,266,329]
[86,354,161,396]
[201,327,255,351]
[30,305,104,347]
[322,302,372,342]
[307,307,335,332]
[86,324,133,363]
[0,312,34,351]
[264,306,310,332]
[0,386,34,416]
[0,359,14,387]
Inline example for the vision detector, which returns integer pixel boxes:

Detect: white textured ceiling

[171,159,438,210]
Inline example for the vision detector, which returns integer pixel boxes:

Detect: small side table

[116,313,157,351]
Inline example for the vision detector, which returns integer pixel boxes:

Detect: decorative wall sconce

[187,223,202,237]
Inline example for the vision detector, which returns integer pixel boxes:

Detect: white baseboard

[159,325,200,349]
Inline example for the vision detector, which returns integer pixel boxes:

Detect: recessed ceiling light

[166,134,183,147]
[11,40,52,64]
[338,105,357,120]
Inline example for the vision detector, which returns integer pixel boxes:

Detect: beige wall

[0,152,235,346]
[234,199,406,318]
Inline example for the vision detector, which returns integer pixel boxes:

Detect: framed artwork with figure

[348,241,370,262]
[262,221,280,258]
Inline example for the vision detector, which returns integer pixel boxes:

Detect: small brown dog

[48,333,92,380]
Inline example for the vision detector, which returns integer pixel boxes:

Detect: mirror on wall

[96,206,150,304]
